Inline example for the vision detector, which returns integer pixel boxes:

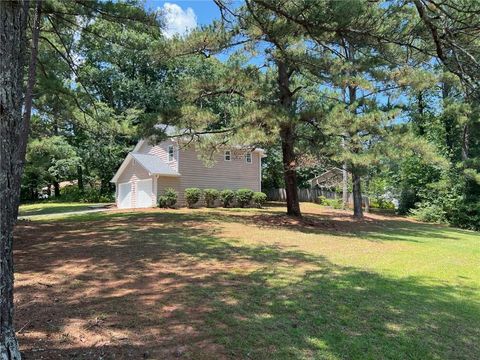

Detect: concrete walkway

[18,207,112,220]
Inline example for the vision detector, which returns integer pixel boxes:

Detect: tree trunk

[461,124,469,161]
[18,0,41,165]
[280,124,301,217]
[342,162,348,209]
[53,181,60,197]
[0,1,29,359]
[277,60,301,217]
[77,165,84,191]
[352,171,363,219]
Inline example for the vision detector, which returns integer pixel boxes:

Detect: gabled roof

[110,153,180,183]
[309,167,348,188]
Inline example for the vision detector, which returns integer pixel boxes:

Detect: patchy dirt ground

[13,204,480,360]
[15,215,242,359]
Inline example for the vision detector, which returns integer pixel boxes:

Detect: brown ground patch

[12,205,433,360]
[14,214,256,360]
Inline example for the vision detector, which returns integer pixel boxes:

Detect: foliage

[203,189,220,208]
[369,198,395,210]
[185,188,202,208]
[61,185,113,203]
[158,188,177,208]
[318,196,343,209]
[235,189,254,208]
[157,196,169,209]
[252,192,267,208]
[220,189,235,208]
[410,202,447,224]
[23,136,80,196]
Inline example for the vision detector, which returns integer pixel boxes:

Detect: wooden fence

[266,188,366,206]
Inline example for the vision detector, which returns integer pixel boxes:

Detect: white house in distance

[111,132,266,209]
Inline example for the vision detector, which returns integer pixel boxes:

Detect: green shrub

[157,196,169,208]
[235,188,254,208]
[203,189,219,207]
[317,196,327,205]
[318,195,342,209]
[252,192,267,208]
[158,188,177,208]
[220,189,235,208]
[449,201,480,231]
[369,198,395,210]
[185,188,202,208]
[410,202,446,223]
[61,185,113,203]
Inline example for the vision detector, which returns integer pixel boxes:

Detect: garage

[111,152,180,209]
[118,182,132,209]
[135,179,153,208]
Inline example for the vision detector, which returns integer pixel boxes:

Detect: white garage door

[118,182,132,209]
[136,179,153,208]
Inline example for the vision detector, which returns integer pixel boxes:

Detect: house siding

[164,145,261,206]
[137,139,178,172]
[115,139,262,208]
[116,158,155,207]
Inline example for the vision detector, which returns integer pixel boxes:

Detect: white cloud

[160,2,197,39]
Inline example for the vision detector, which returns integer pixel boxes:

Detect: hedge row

[158,188,267,209]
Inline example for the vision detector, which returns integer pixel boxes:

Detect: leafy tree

[23,136,80,198]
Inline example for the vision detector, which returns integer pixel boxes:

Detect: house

[111,136,266,209]
[308,167,348,190]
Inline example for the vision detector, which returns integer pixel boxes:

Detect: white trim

[245,152,252,164]
[167,144,174,162]
[136,178,154,208]
[176,145,180,172]
[224,150,231,161]
[118,181,133,209]
[111,154,134,183]
[258,153,262,191]
[111,153,181,183]
[132,139,146,153]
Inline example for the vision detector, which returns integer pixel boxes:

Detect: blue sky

[144,1,223,37]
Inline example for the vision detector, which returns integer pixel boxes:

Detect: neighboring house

[111,137,266,209]
[308,168,348,190]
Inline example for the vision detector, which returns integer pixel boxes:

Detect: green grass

[16,203,480,359]
[18,202,106,216]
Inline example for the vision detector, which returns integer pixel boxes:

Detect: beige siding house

[111,138,265,209]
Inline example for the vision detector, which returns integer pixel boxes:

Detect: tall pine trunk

[280,124,301,216]
[53,181,60,197]
[0,1,29,358]
[77,165,84,191]
[342,163,348,210]
[352,170,363,219]
[277,60,301,217]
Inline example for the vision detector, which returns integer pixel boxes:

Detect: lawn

[18,202,108,217]
[14,203,480,359]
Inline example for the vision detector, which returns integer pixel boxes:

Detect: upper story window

[224,150,231,161]
[168,145,174,162]
[245,152,252,164]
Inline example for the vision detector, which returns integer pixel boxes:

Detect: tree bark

[53,181,60,197]
[280,124,301,216]
[461,124,469,161]
[77,165,84,191]
[277,60,301,217]
[18,0,41,166]
[0,1,29,359]
[352,171,364,219]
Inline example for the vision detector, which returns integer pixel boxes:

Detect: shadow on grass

[14,211,480,359]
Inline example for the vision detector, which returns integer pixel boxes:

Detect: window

[224,150,231,161]
[245,152,252,164]
[168,145,174,162]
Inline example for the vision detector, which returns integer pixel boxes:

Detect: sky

[144,0,222,38]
